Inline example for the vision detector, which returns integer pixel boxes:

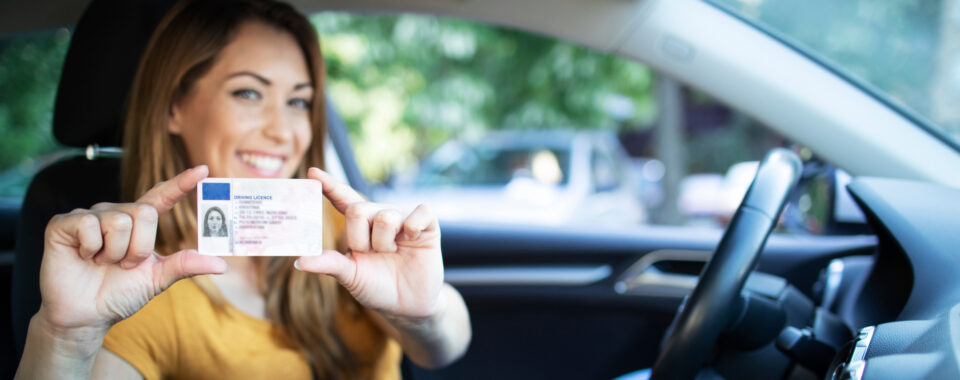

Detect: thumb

[295,250,356,286]
[155,250,229,290]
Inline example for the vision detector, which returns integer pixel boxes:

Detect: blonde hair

[120,0,354,377]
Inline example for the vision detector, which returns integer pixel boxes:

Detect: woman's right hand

[37,165,228,334]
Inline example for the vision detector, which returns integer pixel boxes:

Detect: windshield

[710,0,960,150]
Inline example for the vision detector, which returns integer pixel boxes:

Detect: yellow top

[102,201,402,379]
[102,277,402,379]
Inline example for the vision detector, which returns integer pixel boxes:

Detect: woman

[14,0,471,378]
[202,207,227,237]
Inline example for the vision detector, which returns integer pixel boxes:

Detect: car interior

[2,0,960,379]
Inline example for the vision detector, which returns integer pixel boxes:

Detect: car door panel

[403,221,876,379]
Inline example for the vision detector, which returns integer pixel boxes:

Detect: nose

[262,101,295,143]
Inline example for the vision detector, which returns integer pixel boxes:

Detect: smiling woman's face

[169,20,313,178]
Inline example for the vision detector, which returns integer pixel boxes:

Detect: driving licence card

[197,178,323,256]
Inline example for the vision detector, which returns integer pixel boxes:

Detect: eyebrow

[226,71,312,91]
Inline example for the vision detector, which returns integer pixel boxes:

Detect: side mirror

[784,161,867,235]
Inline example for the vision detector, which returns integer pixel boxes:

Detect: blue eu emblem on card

[202,182,230,201]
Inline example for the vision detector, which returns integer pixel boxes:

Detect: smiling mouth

[238,151,285,173]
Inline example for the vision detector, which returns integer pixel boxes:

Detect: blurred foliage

[737,0,939,109]
[714,0,960,143]
[0,29,70,173]
[0,11,807,230]
[0,13,782,205]
[313,13,657,182]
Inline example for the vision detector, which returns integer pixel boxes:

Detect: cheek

[205,104,251,148]
[181,99,253,173]
[290,118,314,162]
[297,122,313,151]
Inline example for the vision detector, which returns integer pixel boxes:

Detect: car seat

[11,0,177,357]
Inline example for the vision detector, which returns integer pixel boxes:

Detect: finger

[371,208,403,252]
[344,202,377,253]
[295,250,357,286]
[46,213,104,259]
[90,202,117,211]
[109,203,159,269]
[136,165,209,214]
[88,202,160,268]
[155,250,229,291]
[92,211,133,265]
[307,167,364,214]
[401,204,439,241]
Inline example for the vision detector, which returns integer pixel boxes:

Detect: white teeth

[240,153,283,171]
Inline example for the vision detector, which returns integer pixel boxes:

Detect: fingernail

[293,260,303,271]
[120,261,135,269]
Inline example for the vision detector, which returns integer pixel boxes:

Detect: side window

[0,29,71,200]
[315,13,825,232]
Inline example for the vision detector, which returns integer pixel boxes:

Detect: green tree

[0,29,71,172]
[715,0,958,140]
[313,13,657,181]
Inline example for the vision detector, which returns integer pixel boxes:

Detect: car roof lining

[3,0,651,52]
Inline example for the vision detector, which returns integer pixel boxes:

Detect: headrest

[52,0,176,148]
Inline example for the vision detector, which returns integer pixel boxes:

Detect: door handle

[615,249,712,297]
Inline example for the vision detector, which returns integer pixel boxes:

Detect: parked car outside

[375,130,646,226]
[678,160,758,227]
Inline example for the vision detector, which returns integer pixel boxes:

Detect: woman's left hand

[296,167,445,319]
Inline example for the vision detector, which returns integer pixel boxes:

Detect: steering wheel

[650,148,802,380]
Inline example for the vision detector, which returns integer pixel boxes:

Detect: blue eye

[232,89,261,101]
[289,98,311,110]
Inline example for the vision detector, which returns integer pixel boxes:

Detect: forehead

[210,20,311,83]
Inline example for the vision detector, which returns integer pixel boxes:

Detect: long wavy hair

[120,0,355,377]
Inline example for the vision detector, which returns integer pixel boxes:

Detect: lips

[238,151,285,173]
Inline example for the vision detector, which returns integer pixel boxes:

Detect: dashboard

[829,178,960,379]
